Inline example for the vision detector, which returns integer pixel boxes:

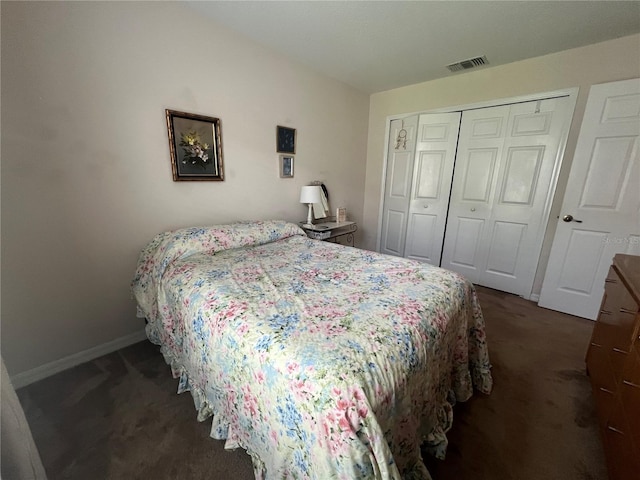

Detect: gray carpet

[17,286,607,479]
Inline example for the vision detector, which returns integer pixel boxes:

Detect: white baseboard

[11,329,148,389]
[529,293,540,302]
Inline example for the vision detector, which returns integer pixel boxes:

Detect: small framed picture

[276,126,296,154]
[279,155,294,178]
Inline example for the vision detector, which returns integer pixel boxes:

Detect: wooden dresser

[586,254,640,480]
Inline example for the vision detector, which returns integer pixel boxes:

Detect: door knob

[562,214,583,223]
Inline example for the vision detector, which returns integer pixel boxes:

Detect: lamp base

[302,223,314,228]
[304,203,314,228]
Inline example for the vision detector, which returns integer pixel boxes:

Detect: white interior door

[538,78,640,320]
[380,113,461,262]
[380,116,418,257]
[404,112,461,265]
[441,97,574,297]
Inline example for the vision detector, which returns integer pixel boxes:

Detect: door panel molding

[556,229,608,295]
[383,209,406,255]
[499,146,544,205]
[461,149,498,202]
[415,151,445,199]
[485,221,527,276]
[579,136,637,210]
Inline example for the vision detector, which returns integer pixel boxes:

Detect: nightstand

[300,221,357,247]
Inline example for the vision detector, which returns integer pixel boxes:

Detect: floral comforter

[131,220,492,479]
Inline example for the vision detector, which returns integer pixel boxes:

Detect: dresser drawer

[587,341,617,392]
[602,400,640,480]
[622,342,640,387]
[602,267,636,310]
[589,320,616,349]
[600,270,639,353]
[611,348,631,386]
[592,383,617,431]
[620,347,640,446]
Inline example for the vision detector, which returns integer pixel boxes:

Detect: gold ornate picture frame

[166,109,224,181]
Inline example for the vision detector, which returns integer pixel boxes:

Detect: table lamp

[300,185,322,228]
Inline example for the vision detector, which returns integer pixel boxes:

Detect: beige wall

[0,2,369,377]
[363,34,640,296]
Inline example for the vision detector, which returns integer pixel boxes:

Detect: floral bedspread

[131,220,492,479]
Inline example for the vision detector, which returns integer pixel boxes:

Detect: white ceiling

[187,1,640,94]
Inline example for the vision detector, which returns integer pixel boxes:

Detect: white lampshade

[299,185,322,204]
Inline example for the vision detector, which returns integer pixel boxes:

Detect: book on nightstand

[336,207,347,223]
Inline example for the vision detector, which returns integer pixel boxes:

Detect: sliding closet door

[441,97,573,297]
[404,112,461,265]
[380,116,419,257]
[441,104,508,282]
[380,113,461,263]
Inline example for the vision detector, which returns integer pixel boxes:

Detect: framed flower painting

[166,109,224,181]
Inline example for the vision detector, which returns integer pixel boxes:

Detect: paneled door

[380,113,461,264]
[404,112,461,264]
[440,97,573,297]
[380,115,419,257]
[538,78,640,320]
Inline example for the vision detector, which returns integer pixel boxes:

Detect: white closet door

[404,112,462,265]
[380,116,419,257]
[539,78,640,319]
[441,97,573,297]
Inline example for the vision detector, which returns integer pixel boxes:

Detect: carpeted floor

[16,286,607,480]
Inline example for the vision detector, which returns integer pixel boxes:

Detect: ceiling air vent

[446,55,488,72]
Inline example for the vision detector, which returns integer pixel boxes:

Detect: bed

[131,220,492,479]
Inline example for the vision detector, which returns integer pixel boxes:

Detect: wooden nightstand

[300,221,357,247]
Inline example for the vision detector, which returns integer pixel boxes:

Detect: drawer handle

[612,347,629,354]
[590,342,603,347]
[600,310,612,315]
[599,387,615,394]
[623,380,640,389]
[607,425,625,435]
[620,307,637,314]
[605,279,617,283]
